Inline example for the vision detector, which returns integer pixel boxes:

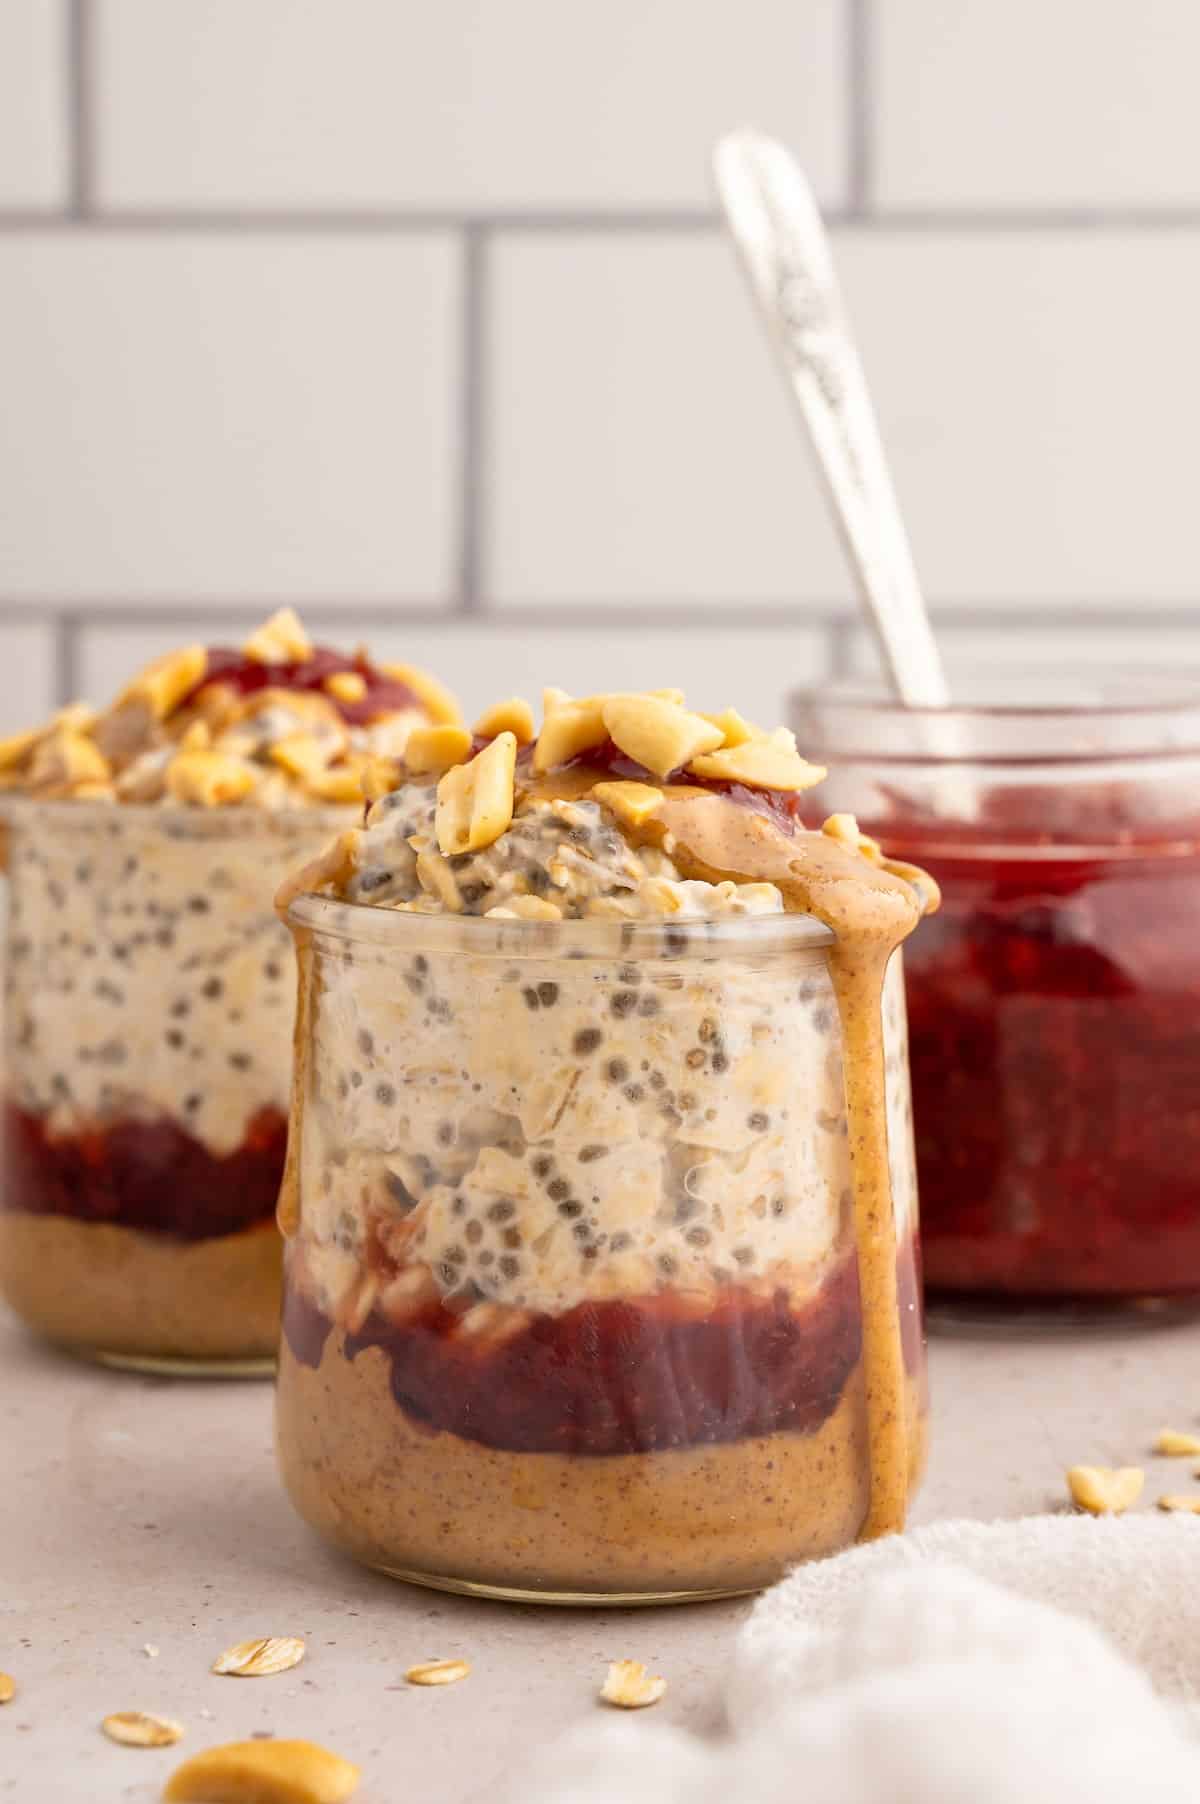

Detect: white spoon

[712,128,950,711]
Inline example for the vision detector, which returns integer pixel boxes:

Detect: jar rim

[0,795,354,836]
[285,890,836,959]
[791,670,1200,765]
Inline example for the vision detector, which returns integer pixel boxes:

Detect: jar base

[366,1559,757,1609]
[926,1291,1200,1336]
[81,1344,276,1379]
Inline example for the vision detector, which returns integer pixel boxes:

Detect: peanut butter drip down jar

[0,609,458,1374]
[274,689,937,1600]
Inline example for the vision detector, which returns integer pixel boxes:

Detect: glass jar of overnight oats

[0,610,458,1374]
[274,688,935,1600]
[0,799,345,1373]
[794,675,1200,1321]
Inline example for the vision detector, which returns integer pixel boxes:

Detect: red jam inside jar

[4,1102,289,1241]
[794,677,1200,1310]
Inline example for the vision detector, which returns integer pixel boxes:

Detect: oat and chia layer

[0,611,458,1369]
[275,687,935,1596]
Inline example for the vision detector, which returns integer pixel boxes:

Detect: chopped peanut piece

[0,1673,14,1705]
[474,697,536,745]
[28,731,112,792]
[304,764,368,804]
[1158,1494,1200,1514]
[0,727,39,772]
[178,720,212,754]
[379,662,461,725]
[53,701,99,736]
[436,733,517,856]
[1066,1465,1144,1515]
[591,781,664,830]
[701,707,758,748]
[405,723,474,776]
[118,645,208,720]
[533,699,609,773]
[404,1659,471,1687]
[1154,1429,1200,1457]
[599,1659,667,1709]
[359,756,401,802]
[602,696,723,780]
[165,751,256,808]
[243,607,313,665]
[689,736,827,792]
[164,1739,360,1804]
[324,671,367,705]
[269,735,331,782]
[542,686,573,715]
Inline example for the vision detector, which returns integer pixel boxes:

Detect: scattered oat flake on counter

[0,1672,15,1704]
[404,1659,470,1686]
[599,1659,667,1709]
[1157,1494,1200,1514]
[1066,1465,1144,1515]
[102,1710,184,1748]
[212,1636,306,1677]
[163,1737,360,1803]
[1154,1428,1200,1456]
[144,1643,162,1658]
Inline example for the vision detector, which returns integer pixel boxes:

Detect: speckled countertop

[4,1305,1199,1803]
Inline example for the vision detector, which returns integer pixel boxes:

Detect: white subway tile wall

[3,2,1200,735]
[0,1,67,209]
[0,235,460,603]
[876,1,1200,211]
[95,0,846,213]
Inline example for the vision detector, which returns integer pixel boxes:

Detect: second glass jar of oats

[275,689,934,1600]
[0,610,457,1374]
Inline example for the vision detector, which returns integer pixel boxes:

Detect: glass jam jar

[274,898,928,1604]
[794,675,1200,1317]
[0,799,342,1374]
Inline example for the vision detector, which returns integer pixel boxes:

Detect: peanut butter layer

[0,1213,281,1362]
[276,1327,925,1597]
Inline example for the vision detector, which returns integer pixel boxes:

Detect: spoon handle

[713,129,949,708]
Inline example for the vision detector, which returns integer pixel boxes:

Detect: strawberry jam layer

[887,828,1200,1298]
[282,1245,922,1457]
[2,1102,288,1241]
[183,646,418,727]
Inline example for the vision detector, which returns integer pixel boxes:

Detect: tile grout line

[456,226,488,612]
[846,0,873,220]
[9,206,1200,237]
[53,615,81,705]
[5,600,1198,631]
[66,0,95,219]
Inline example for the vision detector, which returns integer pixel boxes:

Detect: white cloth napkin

[516,1516,1200,1802]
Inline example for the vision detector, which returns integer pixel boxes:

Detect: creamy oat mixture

[283,690,918,1319]
[2,611,458,1157]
